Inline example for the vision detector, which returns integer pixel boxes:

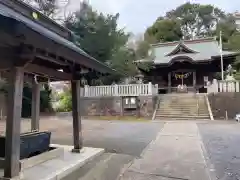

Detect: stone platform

[0,145,104,180]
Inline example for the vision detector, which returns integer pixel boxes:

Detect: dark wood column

[168,72,171,93]
[4,67,24,178]
[31,79,40,131]
[71,79,82,152]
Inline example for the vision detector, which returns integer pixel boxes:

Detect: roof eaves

[9,0,72,36]
[151,37,216,48]
[211,51,240,58]
[0,3,114,74]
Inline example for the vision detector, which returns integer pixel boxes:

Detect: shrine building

[138,37,239,93]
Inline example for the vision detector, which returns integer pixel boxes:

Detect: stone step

[155,94,209,121]
[159,107,207,110]
[158,106,208,109]
[160,94,205,97]
[161,97,205,100]
[155,117,210,120]
[155,115,210,119]
[156,114,209,118]
[157,113,209,116]
[157,109,208,113]
[159,102,203,106]
[158,108,208,111]
[159,108,208,112]
[157,108,208,111]
[159,105,208,108]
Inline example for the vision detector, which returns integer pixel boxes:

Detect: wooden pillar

[168,72,171,93]
[31,79,40,131]
[4,67,24,178]
[193,71,196,92]
[71,79,82,152]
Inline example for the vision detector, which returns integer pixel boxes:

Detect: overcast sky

[65,0,240,34]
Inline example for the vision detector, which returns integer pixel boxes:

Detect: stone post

[148,82,152,95]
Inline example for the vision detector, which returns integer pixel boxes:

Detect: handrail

[205,93,214,120]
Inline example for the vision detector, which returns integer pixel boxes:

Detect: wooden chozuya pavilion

[137,37,239,93]
[0,0,113,179]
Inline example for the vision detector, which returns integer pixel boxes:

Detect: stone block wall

[80,97,122,116]
[208,92,240,119]
[80,96,157,118]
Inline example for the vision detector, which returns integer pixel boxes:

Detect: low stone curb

[43,146,105,180]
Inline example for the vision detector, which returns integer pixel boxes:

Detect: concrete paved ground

[119,122,211,180]
[51,119,163,157]
[0,118,162,157]
[0,118,163,180]
[198,122,240,180]
[2,118,240,180]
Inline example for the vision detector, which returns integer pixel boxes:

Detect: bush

[0,81,53,117]
[22,84,53,117]
[55,89,72,112]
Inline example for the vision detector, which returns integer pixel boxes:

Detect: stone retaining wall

[80,96,157,118]
[208,92,240,120]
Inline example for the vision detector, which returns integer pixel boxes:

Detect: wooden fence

[82,83,158,97]
[207,79,240,93]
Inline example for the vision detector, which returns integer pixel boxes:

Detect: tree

[21,0,58,17]
[166,3,225,39]
[65,1,149,83]
[65,2,129,63]
[145,18,182,43]
[135,40,151,59]
[21,0,71,21]
[214,14,237,44]
[34,0,57,17]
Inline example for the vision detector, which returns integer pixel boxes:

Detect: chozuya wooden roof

[136,37,239,65]
[0,0,114,80]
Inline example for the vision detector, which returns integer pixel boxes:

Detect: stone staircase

[155,93,210,120]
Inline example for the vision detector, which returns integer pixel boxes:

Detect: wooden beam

[24,64,72,80]
[35,54,69,66]
[31,78,40,131]
[71,79,82,152]
[4,67,24,178]
[19,26,112,74]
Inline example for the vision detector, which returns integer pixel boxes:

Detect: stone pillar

[193,71,196,92]
[31,79,40,131]
[168,72,171,93]
[4,67,24,178]
[71,79,82,152]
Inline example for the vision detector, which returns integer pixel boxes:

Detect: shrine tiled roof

[138,37,239,65]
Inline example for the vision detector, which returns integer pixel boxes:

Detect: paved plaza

[1,118,240,180]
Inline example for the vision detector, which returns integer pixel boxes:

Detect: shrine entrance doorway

[170,71,196,93]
